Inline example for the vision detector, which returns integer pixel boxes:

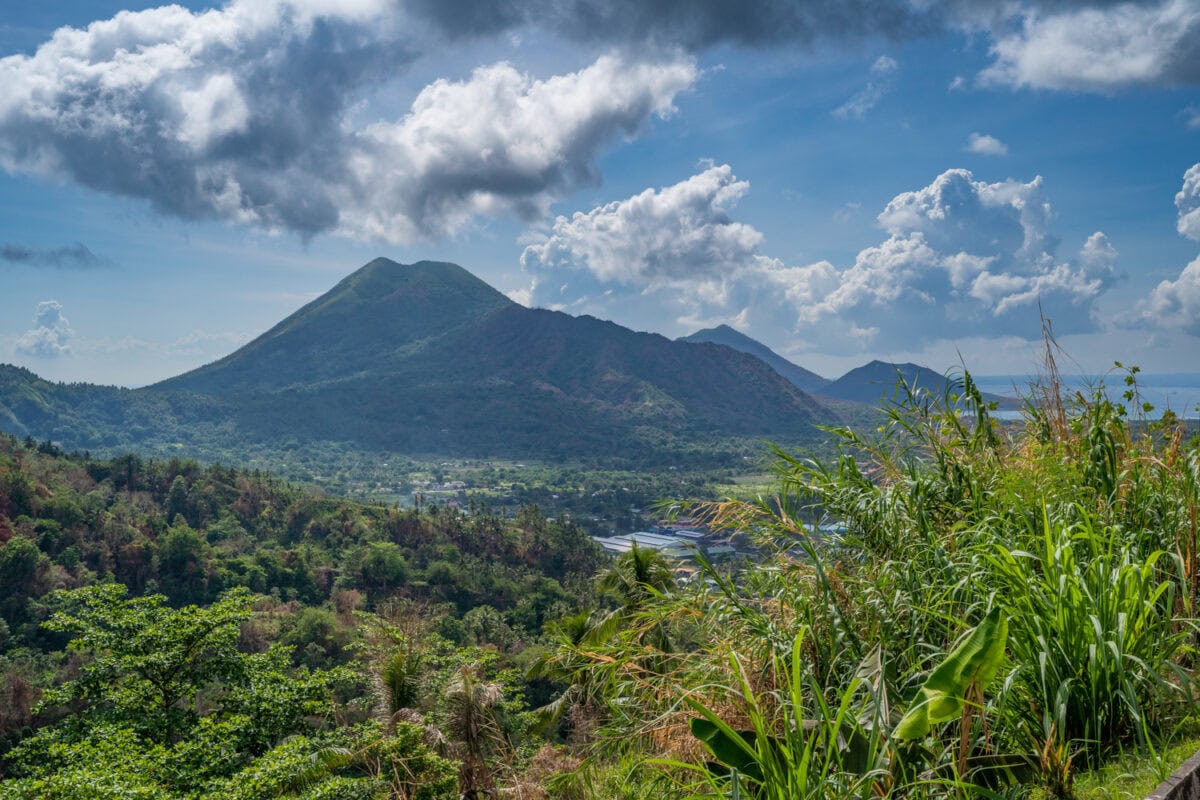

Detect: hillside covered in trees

[0,434,616,798]
[5,367,1200,799]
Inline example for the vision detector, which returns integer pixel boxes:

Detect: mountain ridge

[0,258,839,467]
[819,359,1009,406]
[678,324,828,394]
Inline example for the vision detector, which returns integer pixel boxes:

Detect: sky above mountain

[1,0,1198,387]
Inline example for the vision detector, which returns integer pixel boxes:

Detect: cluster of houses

[592,519,738,563]
[592,518,848,579]
[413,479,469,492]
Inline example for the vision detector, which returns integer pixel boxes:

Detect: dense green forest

[0,435,612,797]
[4,366,1200,798]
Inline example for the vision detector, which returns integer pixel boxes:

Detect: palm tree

[380,648,421,718]
[527,546,681,745]
[443,664,505,799]
[596,543,676,611]
[526,611,617,732]
[595,542,678,665]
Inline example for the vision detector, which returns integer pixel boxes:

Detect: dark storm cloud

[406,0,1179,54]
[406,0,938,49]
[521,0,1200,92]
[0,3,419,238]
[0,242,111,269]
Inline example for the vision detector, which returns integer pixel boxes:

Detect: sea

[973,373,1200,421]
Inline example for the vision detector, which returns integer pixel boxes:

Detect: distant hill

[678,325,829,394]
[0,258,839,467]
[819,360,1008,406]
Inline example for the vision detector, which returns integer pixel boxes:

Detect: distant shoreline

[973,374,1200,420]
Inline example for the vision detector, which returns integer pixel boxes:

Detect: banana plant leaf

[894,607,1008,740]
[690,717,768,783]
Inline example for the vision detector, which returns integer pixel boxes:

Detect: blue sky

[1,0,1199,387]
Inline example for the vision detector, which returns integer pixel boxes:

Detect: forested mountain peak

[155,258,514,394]
[820,360,1009,406]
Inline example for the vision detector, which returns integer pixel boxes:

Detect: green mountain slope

[0,258,839,466]
[678,324,829,393]
[819,360,1008,406]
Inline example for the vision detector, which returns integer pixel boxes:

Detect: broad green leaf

[894,607,1008,740]
[689,717,765,783]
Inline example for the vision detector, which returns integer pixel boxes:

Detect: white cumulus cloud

[980,0,1200,91]
[521,167,1119,353]
[1178,163,1200,242]
[521,164,762,286]
[15,300,74,358]
[0,1,696,242]
[965,132,1008,156]
[1133,163,1200,335]
[1138,256,1200,336]
[343,55,697,242]
[784,171,1117,347]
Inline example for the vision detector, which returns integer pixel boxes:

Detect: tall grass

[539,348,1200,799]
[673,631,890,800]
[990,511,1192,762]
